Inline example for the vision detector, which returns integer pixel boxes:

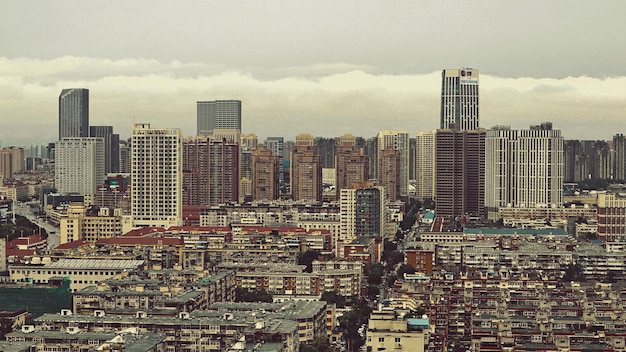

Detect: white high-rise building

[485,123,564,219]
[55,137,105,205]
[415,130,436,200]
[441,68,479,131]
[377,130,410,197]
[131,123,182,228]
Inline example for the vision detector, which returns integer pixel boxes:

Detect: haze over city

[2,1,626,145]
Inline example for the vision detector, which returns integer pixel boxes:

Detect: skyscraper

[379,146,400,202]
[0,147,25,183]
[59,88,89,139]
[251,145,279,201]
[484,123,564,219]
[90,126,120,174]
[335,134,369,197]
[131,123,182,228]
[291,134,322,202]
[377,130,410,197]
[55,137,105,205]
[415,130,436,200]
[434,128,485,224]
[197,100,242,137]
[440,68,479,131]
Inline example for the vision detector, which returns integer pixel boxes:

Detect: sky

[2,1,626,146]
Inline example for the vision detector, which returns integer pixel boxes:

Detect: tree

[234,288,273,303]
[321,291,346,308]
[368,263,384,285]
[386,273,398,288]
[339,299,372,352]
[396,263,416,279]
[297,250,320,273]
[383,250,404,272]
[300,336,334,352]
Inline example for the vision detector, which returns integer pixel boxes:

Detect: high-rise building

[291,134,322,202]
[182,137,239,206]
[614,134,626,181]
[265,137,285,185]
[377,130,410,197]
[485,123,563,219]
[197,100,241,137]
[435,128,485,224]
[0,147,26,183]
[89,126,120,174]
[118,140,131,174]
[335,134,368,197]
[315,137,337,169]
[339,183,387,244]
[55,137,105,205]
[415,131,436,200]
[379,146,400,202]
[251,145,279,201]
[59,88,89,139]
[131,123,182,228]
[440,68,479,131]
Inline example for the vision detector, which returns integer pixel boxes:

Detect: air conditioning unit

[21,325,35,333]
[60,309,72,316]
[94,310,105,317]
[136,311,147,319]
[67,326,80,334]
[179,312,190,319]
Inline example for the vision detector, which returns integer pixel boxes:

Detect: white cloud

[1,56,626,147]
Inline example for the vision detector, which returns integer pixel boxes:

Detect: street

[12,202,60,248]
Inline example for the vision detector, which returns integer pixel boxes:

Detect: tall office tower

[377,130,410,197]
[265,137,285,185]
[291,134,322,202]
[484,123,563,219]
[251,145,279,201]
[197,100,241,137]
[55,137,105,205]
[131,123,182,228]
[183,137,239,206]
[364,137,379,183]
[484,126,517,218]
[315,137,337,168]
[435,128,485,224]
[415,130,436,200]
[440,68,479,131]
[379,146,400,202]
[118,140,131,174]
[515,123,563,208]
[59,88,89,139]
[335,134,369,196]
[0,147,25,183]
[90,126,120,174]
[613,134,626,181]
[339,184,387,244]
[409,137,417,181]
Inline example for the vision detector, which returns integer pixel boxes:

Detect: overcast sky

[2,1,626,146]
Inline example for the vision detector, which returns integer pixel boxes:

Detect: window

[378,337,384,343]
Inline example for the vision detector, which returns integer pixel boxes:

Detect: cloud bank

[1,56,625,146]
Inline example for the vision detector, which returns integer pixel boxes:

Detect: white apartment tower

[415,130,436,200]
[131,123,182,228]
[441,68,479,131]
[55,137,105,205]
[377,130,410,197]
[485,123,564,219]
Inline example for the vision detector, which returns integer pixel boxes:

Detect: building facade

[440,68,479,131]
[131,123,182,228]
[414,130,435,200]
[291,134,322,202]
[54,137,105,205]
[89,125,120,174]
[335,134,368,197]
[196,100,241,137]
[0,147,25,183]
[377,130,410,197]
[251,145,280,201]
[58,88,89,140]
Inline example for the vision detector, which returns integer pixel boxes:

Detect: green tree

[297,250,320,273]
[368,263,384,285]
[300,336,334,352]
[320,291,346,308]
[396,263,416,279]
[386,273,398,288]
[234,288,273,303]
[339,299,372,352]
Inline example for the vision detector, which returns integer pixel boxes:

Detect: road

[13,203,60,248]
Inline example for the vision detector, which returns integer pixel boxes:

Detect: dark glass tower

[59,88,89,139]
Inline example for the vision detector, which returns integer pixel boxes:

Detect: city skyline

[2,1,626,145]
